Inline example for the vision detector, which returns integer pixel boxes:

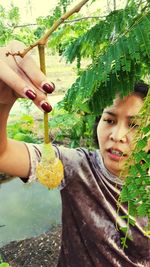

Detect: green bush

[49,107,97,149]
[0,263,11,267]
[8,114,42,144]
[0,256,11,267]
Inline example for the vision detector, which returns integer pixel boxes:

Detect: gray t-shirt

[25,143,150,267]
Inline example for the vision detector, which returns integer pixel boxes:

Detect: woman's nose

[110,124,127,143]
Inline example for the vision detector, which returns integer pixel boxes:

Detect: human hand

[0,40,55,112]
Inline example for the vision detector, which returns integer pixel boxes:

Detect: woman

[0,41,149,267]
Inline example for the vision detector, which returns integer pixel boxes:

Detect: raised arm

[0,40,54,178]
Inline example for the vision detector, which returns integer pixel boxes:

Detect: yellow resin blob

[36,143,64,189]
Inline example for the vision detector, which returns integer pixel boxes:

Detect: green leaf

[136,137,148,150]
[142,124,150,134]
[120,237,128,248]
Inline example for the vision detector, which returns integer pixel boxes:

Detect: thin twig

[6,0,90,58]
[12,16,106,29]
[13,23,37,28]
[65,16,106,23]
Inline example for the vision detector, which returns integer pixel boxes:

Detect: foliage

[0,264,11,267]
[60,1,150,115]
[18,98,33,112]
[49,107,96,148]
[7,114,42,143]
[0,4,20,45]
[0,256,11,267]
[35,0,77,45]
[119,91,150,247]
[0,3,36,46]
[36,0,73,31]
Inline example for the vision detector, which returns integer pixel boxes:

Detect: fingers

[0,59,29,95]
[1,40,55,112]
[0,59,52,112]
[16,55,55,93]
[9,40,55,94]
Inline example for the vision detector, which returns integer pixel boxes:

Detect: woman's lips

[107,148,128,161]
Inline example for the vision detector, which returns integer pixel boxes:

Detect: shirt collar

[95,150,124,186]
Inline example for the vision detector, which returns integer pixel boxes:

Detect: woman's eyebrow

[104,111,140,120]
[127,115,140,120]
[104,111,116,116]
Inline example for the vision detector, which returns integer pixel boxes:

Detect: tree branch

[12,16,105,29]
[13,23,37,28]
[6,0,90,58]
[113,0,116,10]
[65,15,106,23]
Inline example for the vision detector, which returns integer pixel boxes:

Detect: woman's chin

[103,157,123,177]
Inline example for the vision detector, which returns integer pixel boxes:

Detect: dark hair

[134,81,149,99]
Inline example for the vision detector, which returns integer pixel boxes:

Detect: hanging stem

[38,44,49,144]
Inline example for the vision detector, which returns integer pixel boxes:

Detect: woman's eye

[128,122,139,128]
[103,119,114,125]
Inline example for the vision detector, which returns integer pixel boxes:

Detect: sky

[1,0,127,23]
[1,0,59,22]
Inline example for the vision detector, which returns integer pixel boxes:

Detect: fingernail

[42,82,55,93]
[24,89,36,100]
[40,101,52,112]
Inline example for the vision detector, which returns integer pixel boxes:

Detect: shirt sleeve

[22,143,62,184]
[22,143,72,189]
[23,143,42,183]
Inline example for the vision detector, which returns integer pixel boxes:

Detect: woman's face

[97,94,144,176]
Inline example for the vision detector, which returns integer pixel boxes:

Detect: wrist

[0,103,14,154]
[0,103,13,122]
